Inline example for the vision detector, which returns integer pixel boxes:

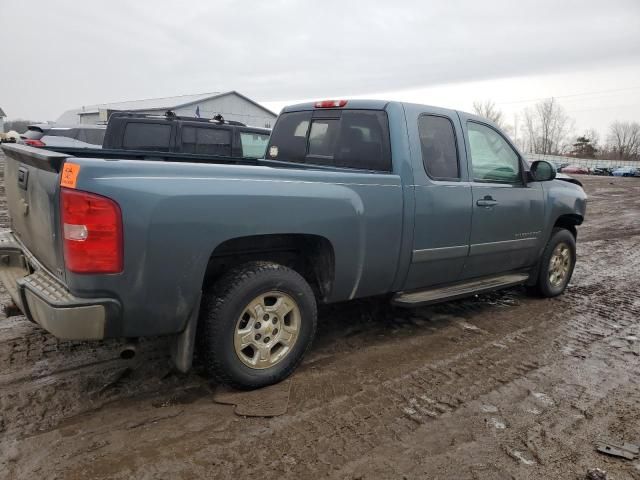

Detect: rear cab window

[266,109,392,171]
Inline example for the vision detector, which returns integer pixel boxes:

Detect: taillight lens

[25,139,46,147]
[60,187,123,274]
[314,99,347,108]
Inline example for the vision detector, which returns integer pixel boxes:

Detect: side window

[467,122,521,183]
[418,115,459,180]
[239,132,269,158]
[123,123,171,151]
[266,111,312,163]
[182,126,231,156]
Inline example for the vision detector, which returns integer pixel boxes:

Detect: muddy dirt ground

[0,152,639,479]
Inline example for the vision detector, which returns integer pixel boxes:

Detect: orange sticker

[60,163,80,189]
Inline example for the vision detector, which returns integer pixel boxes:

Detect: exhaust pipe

[120,342,137,360]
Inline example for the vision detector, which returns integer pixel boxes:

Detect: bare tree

[583,128,600,150]
[472,100,505,128]
[607,121,640,160]
[522,98,573,155]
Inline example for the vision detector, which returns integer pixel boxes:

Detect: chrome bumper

[0,231,119,340]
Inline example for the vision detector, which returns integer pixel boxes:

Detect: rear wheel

[533,228,576,297]
[199,261,317,390]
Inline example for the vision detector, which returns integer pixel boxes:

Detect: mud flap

[170,293,201,373]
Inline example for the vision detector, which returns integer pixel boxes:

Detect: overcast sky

[1,0,639,137]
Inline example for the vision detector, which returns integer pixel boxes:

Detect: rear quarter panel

[67,158,404,337]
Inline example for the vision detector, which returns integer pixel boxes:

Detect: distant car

[592,167,613,176]
[612,166,638,177]
[0,131,19,143]
[560,165,590,175]
[20,124,106,149]
[556,162,570,172]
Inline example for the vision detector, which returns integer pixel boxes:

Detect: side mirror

[529,160,556,182]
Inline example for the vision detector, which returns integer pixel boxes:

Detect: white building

[57,91,277,129]
[0,107,6,132]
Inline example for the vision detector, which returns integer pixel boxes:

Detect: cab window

[467,122,521,183]
[418,115,459,180]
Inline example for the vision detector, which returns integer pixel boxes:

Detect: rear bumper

[0,231,120,340]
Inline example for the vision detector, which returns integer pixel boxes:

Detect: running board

[392,273,530,307]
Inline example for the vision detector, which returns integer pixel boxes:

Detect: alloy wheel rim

[548,242,571,287]
[233,291,301,369]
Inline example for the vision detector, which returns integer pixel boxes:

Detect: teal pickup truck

[0,99,586,389]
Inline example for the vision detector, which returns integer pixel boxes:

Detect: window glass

[48,128,78,139]
[22,130,44,140]
[334,110,391,171]
[467,122,520,183]
[76,128,106,146]
[181,126,231,156]
[240,132,269,158]
[308,119,339,157]
[418,115,459,179]
[265,110,391,171]
[123,123,171,151]
[266,111,312,163]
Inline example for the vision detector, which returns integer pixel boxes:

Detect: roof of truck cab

[281,99,478,120]
[281,99,391,112]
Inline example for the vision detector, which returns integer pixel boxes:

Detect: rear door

[402,106,473,290]
[459,116,545,278]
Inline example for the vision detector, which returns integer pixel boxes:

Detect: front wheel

[199,261,317,390]
[533,228,576,297]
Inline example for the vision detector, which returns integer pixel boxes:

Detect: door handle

[476,196,498,207]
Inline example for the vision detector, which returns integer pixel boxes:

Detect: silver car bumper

[0,231,120,340]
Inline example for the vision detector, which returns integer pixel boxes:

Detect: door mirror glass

[530,160,556,182]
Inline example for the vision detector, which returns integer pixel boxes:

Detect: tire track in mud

[86,235,640,480]
[333,319,640,479]
[0,285,191,439]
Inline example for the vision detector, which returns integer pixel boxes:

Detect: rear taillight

[314,99,347,108]
[25,139,45,147]
[60,187,123,274]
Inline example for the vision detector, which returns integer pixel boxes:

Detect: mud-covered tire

[199,261,317,390]
[533,228,576,298]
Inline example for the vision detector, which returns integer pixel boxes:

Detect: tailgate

[1,144,68,278]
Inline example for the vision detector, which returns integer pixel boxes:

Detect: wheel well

[203,234,335,301]
[554,214,582,238]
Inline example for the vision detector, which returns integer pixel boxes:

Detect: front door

[460,119,545,278]
[403,106,472,290]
